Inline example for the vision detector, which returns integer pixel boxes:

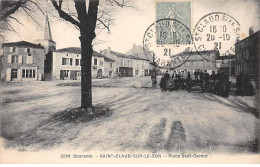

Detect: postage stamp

[156,0,191,36]
[143,0,193,69]
[193,12,241,59]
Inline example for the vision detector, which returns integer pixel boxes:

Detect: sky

[2,0,260,54]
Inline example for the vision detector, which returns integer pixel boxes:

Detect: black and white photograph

[0,0,259,164]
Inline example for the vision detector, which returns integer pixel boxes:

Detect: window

[27,54,33,64]
[70,58,73,65]
[11,69,17,78]
[94,58,97,65]
[27,48,31,53]
[11,47,16,53]
[110,63,113,68]
[11,55,18,63]
[22,69,35,78]
[75,59,80,66]
[124,59,130,66]
[64,70,69,77]
[116,68,119,72]
[22,70,26,78]
[135,70,139,75]
[62,58,70,65]
[29,70,32,78]
[100,61,103,66]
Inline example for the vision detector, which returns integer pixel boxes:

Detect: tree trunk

[80,28,94,109]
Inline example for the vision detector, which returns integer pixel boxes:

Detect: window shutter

[18,55,22,63]
[24,48,27,53]
[8,55,11,63]
[6,68,11,81]
[9,47,12,52]
[17,69,22,80]
[26,56,29,64]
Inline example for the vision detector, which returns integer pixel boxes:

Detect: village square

[0,0,259,160]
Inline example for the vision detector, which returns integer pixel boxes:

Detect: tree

[0,0,45,39]
[50,0,131,110]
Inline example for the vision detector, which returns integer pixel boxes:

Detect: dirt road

[1,77,259,153]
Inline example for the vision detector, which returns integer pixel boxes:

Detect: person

[160,75,167,92]
[194,70,198,81]
[163,70,170,81]
[172,71,177,80]
[210,71,216,82]
[151,69,157,88]
[185,71,192,92]
[209,71,217,93]
[204,70,210,91]
[199,70,204,81]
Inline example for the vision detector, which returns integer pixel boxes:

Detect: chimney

[249,27,254,36]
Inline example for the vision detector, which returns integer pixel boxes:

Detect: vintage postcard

[0,0,260,164]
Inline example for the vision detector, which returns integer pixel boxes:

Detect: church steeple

[41,0,56,53]
[44,13,53,41]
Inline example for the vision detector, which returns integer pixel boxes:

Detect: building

[127,44,155,74]
[103,48,133,77]
[235,30,260,79]
[170,50,219,74]
[216,55,236,76]
[102,47,150,77]
[35,6,56,54]
[1,41,45,81]
[44,47,115,80]
[130,55,150,76]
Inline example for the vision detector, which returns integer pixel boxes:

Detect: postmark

[143,18,193,69]
[193,12,241,59]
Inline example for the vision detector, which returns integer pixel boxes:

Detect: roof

[2,41,44,49]
[216,55,235,60]
[235,31,260,45]
[171,49,220,58]
[54,47,104,57]
[110,51,131,59]
[104,56,115,62]
[110,50,149,61]
[129,55,149,61]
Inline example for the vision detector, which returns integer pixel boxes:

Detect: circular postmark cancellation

[143,18,193,69]
[193,12,241,59]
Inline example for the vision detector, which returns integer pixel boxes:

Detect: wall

[1,46,45,81]
[104,61,115,78]
[52,52,105,79]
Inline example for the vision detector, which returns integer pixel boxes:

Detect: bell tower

[37,0,56,53]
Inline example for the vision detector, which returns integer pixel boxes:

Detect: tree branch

[0,0,27,21]
[21,6,43,28]
[51,0,80,27]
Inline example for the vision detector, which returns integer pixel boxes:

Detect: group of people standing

[151,69,231,97]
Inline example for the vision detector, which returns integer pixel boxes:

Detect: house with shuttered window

[1,41,45,81]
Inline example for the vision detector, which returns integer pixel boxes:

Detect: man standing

[151,69,157,88]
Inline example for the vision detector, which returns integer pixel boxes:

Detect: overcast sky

[3,0,260,53]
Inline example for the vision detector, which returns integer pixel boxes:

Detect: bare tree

[0,0,45,40]
[50,0,132,110]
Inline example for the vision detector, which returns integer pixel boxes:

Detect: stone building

[1,41,45,81]
[103,47,151,77]
[44,47,115,80]
[170,50,219,75]
[235,30,259,79]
